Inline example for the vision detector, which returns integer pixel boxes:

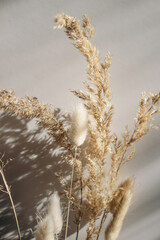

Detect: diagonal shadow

[0,111,76,240]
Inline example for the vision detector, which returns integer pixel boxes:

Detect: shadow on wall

[0,112,79,240]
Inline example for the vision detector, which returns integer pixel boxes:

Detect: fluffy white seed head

[36,215,54,240]
[71,103,88,146]
[48,192,63,234]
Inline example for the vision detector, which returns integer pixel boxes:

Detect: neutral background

[0,0,160,239]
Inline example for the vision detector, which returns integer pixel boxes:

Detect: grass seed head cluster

[0,13,160,240]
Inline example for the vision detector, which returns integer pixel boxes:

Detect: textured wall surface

[0,1,160,239]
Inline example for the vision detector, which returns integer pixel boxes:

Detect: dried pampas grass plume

[105,178,134,240]
[71,103,88,146]
[36,215,54,240]
[48,192,63,235]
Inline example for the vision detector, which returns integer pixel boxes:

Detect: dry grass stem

[65,147,77,240]
[0,158,21,240]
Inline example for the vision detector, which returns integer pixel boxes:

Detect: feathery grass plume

[55,13,113,228]
[0,90,72,150]
[54,14,160,240]
[105,178,134,240]
[48,192,63,235]
[36,215,54,240]
[71,103,88,146]
[108,92,160,197]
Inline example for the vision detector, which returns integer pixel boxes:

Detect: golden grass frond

[0,90,71,149]
[108,92,160,197]
[55,15,113,227]
[54,13,160,240]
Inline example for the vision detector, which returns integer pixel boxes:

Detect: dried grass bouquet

[0,14,160,240]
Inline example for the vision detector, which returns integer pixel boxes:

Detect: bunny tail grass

[71,103,88,146]
[105,178,134,240]
[36,215,55,240]
[48,192,63,235]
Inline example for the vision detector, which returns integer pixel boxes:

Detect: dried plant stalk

[55,15,113,238]
[65,103,88,239]
[64,147,77,240]
[0,158,21,240]
[55,13,160,240]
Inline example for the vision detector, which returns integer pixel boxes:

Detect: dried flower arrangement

[0,13,160,240]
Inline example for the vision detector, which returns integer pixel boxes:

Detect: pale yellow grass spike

[105,178,134,240]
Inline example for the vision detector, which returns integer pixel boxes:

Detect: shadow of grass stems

[0,112,72,240]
